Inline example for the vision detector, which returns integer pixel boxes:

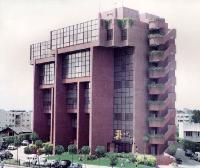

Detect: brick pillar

[90,47,114,153]
[33,63,49,140]
[77,82,89,149]
[53,51,73,147]
[50,88,54,144]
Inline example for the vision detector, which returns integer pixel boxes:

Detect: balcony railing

[148,117,164,127]
[149,50,164,62]
[149,66,165,78]
[149,134,165,144]
[148,100,164,111]
[148,83,164,94]
[149,29,176,46]
[149,18,166,30]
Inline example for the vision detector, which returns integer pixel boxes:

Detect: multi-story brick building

[30,7,176,155]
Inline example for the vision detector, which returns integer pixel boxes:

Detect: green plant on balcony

[149,66,164,72]
[149,134,164,139]
[128,18,134,27]
[148,100,164,106]
[117,19,127,29]
[149,50,164,57]
[148,117,164,122]
[148,83,164,90]
[148,33,164,38]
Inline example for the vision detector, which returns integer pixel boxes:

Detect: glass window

[40,63,55,85]
[66,84,77,109]
[113,47,134,143]
[107,29,113,41]
[185,131,192,137]
[62,50,90,79]
[121,29,127,41]
[43,90,51,113]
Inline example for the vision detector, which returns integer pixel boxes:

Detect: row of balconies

[148,19,176,147]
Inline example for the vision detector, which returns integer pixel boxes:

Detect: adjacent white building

[0,109,7,131]
[179,122,200,142]
[176,108,193,126]
[0,109,33,130]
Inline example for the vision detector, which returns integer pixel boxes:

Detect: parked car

[69,163,82,168]
[45,160,59,168]
[193,152,200,161]
[22,154,38,166]
[3,151,13,159]
[7,145,17,150]
[59,160,71,168]
[21,140,29,146]
[176,157,182,164]
[185,149,193,157]
[36,157,47,167]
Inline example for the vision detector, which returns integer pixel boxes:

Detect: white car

[7,145,17,150]
[21,140,29,146]
[194,152,200,162]
[22,154,38,166]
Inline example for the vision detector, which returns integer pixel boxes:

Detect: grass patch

[48,152,155,168]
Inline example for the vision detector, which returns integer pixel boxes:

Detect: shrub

[30,132,38,143]
[55,145,65,155]
[165,144,177,156]
[43,143,53,155]
[37,148,44,155]
[3,136,15,145]
[68,144,77,154]
[95,146,106,158]
[24,146,31,154]
[35,140,43,149]
[109,154,118,167]
[81,146,90,155]
[29,145,37,154]
[87,155,97,160]
[180,139,200,152]
[136,154,156,167]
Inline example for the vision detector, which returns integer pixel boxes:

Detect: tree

[68,144,77,163]
[192,110,200,123]
[35,140,43,149]
[143,134,149,154]
[14,137,21,163]
[165,144,177,156]
[55,145,65,160]
[30,132,38,144]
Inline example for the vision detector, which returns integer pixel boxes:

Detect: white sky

[0,0,200,110]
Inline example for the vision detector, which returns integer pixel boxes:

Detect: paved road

[175,148,200,168]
